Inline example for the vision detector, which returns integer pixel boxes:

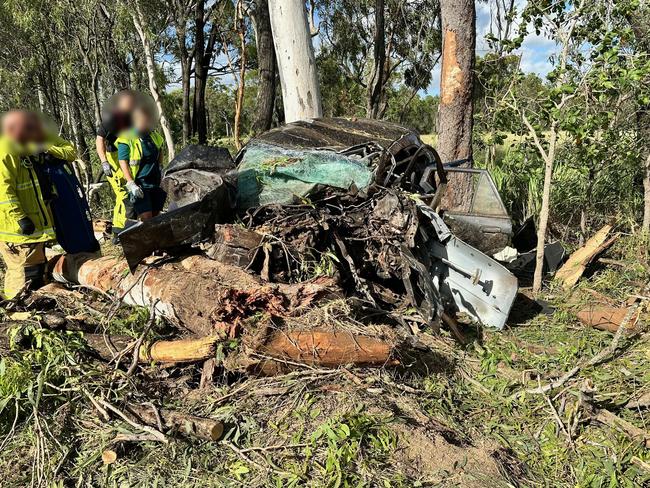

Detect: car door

[438,168,512,255]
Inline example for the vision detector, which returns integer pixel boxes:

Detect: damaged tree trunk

[437,0,475,165]
[50,253,337,336]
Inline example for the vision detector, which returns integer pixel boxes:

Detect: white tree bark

[268,0,322,123]
[132,2,176,159]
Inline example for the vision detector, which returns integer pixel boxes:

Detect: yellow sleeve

[0,154,26,221]
[45,135,77,162]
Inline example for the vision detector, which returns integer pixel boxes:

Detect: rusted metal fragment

[576,304,639,333]
[201,224,264,268]
[50,253,338,336]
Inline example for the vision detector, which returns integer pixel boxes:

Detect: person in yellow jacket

[95,91,137,234]
[116,103,166,221]
[0,110,77,298]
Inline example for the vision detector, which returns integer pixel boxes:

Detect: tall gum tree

[268,0,322,122]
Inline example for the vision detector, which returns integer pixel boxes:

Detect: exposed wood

[101,450,118,465]
[555,225,616,289]
[268,0,322,122]
[227,327,399,376]
[576,304,639,333]
[126,404,224,441]
[49,253,337,336]
[437,0,476,164]
[143,335,223,363]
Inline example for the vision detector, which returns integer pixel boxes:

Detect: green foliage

[309,411,396,487]
[0,325,86,432]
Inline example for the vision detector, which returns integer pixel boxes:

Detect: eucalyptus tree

[317,0,441,119]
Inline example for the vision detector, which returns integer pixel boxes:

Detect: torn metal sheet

[119,187,231,271]
[162,144,236,208]
[417,203,518,330]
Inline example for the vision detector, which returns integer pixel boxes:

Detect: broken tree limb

[555,225,616,289]
[576,304,640,333]
[0,323,222,366]
[513,290,643,399]
[49,253,338,336]
[126,404,224,441]
[83,333,223,364]
[226,327,399,376]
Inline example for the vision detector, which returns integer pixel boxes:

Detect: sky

[164,1,559,95]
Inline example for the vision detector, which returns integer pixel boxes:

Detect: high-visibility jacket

[0,135,76,244]
[115,129,164,177]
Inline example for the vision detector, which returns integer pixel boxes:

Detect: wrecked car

[119,117,518,330]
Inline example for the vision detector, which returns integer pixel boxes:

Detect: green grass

[0,235,649,486]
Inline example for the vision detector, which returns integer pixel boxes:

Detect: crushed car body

[118,117,519,330]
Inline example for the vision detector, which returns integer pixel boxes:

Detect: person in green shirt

[116,104,166,221]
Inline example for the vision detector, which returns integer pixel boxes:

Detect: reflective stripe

[0,199,19,205]
[16,181,35,190]
[0,227,55,237]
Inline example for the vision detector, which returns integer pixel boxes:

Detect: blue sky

[164,1,558,95]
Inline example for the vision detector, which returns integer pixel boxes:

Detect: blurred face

[115,93,136,113]
[132,108,153,132]
[1,111,45,145]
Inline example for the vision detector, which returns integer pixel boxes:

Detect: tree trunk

[437,0,476,163]
[50,253,337,337]
[175,22,193,146]
[366,0,386,119]
[233,0,246,150]
[532,128,557,293]
[132,3,176,159]
[251,0,277,133]
[268,0,322,123]
[193,0,208,144]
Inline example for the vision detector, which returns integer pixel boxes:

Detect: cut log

[555,225,616,289]
[576,304,640,333]
[50,253,338,336]
[227,326,399,376]
[126,404,224,441]
[83,333,223,364]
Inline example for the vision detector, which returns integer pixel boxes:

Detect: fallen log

[576,304,639,333]
[83,333,224,364]
[126,403,224,441]
[50,253,338,336]
[226,326,399,376]
[0,323,222,365]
